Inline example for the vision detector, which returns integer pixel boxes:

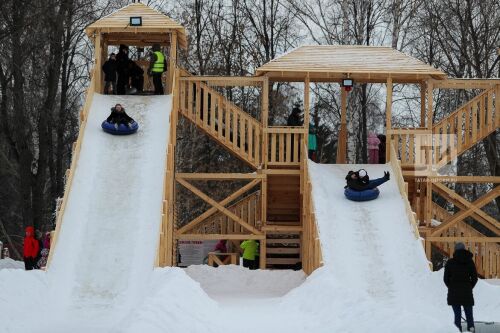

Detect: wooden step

[262,225,302,233]
[266,258,301,265]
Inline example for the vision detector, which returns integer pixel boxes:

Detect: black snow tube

[101,121,139,135]
[344,187,380,202]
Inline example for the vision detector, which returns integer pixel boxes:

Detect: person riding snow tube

[102,103,138,135]
[344,169,390,202]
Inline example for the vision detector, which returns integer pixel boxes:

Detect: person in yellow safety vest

[148,44,167,95]
[240,239,258,270]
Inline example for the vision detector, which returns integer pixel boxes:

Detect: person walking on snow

[102,53,117,94]
[148,44,167,95]
[367,133,380,164]
[23,226,39,270]
[106,104,135,129]
[444,242,478,332]
[240,239,258,270]
[345,169,390,191]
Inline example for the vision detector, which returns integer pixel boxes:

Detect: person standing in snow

[444,242,478,332]
[367,133,380,164]
[23,226,39,270]
[37,232,51,269]
[240,239,258,270]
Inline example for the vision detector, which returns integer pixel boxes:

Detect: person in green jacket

[240,239,258,270]
[308,123,318,161]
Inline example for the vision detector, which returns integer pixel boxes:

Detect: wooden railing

[158,68,179,267]
[389,143,421,240]
[47,70,96,268]
[389,128,432,167]
[177,75,263,168]
[433,85,499,167]
[301,142,323,274]
[266,127,306,166]
[189,191,261,234]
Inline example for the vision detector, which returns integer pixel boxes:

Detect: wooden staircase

[432,85,500,167]
[177,76,263,169]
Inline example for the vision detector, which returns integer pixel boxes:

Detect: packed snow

[0,258,24,270]
[0,98,499,332]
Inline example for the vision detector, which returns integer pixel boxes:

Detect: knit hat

[454,242,465,251]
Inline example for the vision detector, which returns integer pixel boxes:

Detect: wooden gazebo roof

[85,3,187,49]
[255,45,447,83]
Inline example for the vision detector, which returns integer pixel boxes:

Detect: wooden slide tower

[53,4,499,277]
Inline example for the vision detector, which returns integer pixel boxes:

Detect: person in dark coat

[444,242,478,332]
[102,53,117,94]
[345,169,390,191]
[23,226,39,270]
[106,104,135,129]
[128,60,144,93]
[378,134,386,164]
[287,104,303,126]
[116,45,130,95]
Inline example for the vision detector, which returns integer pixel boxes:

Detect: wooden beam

[432,183,500,235]
[431,184,500,236]
[262,76,269,167]
[176,234,265,240]
[177,178,263,235]
[261,225,303,232]
[430,79,500,89]
[428,176,500,183]
[175,173,265,180]
[426,237,500,242]
[386,77,393,162]
[304,75,310,150]
[427,80,433,128]
[179,76,265,85]
[94,32,102,93]
[176,179,261,234]
[420,81,426,127]
[167,31,177,94]
[336,87,348,163]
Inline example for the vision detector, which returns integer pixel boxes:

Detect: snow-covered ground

[0,98,499,333]
[0,258,24,270]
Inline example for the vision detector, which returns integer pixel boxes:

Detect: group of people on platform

[23,226,51,270]
[102,44,167,95]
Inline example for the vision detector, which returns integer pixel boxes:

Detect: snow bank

[0,258,24,270]
[186,265,305,300]
[119,268,222,333]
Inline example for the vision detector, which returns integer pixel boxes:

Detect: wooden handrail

[390,143,421,240]
[47,69,96,268]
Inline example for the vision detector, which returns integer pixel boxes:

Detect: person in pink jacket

[367,133,381,164]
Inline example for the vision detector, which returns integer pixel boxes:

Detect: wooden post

[168,32,178,94]
[420,81,426,127]
[385,77,393,162]
[425,179,432,227]
[304,75,310,151]
[94,32,102,93]
[336,87,348,163]
[427,80,433,128]
[262,77,269,167]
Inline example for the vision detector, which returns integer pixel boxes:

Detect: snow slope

[44,94,172,330]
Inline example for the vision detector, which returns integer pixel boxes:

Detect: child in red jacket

[23,226,39,270]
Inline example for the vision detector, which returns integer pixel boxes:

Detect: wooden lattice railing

[433,85,500,167]
[266,127,305,166]
[430,203,500,278]
[177,75,263,168]
[189,191,261,234]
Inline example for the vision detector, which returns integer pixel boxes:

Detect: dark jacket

[102,58,117,81]
[128,60,144,78]
[116,45,130,75]
[106,107,134,124]
[345,171,370,191]
[287,108,303,126]
[444,249,478,306]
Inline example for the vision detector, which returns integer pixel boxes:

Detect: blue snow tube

[101,121,139,135]
[344,187,380,202]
